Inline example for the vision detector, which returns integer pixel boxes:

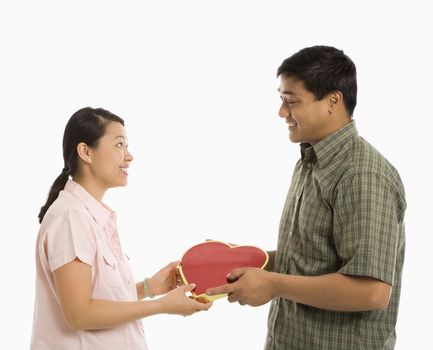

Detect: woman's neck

[72,175,106,202]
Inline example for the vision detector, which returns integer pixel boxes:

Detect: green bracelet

[143,277,155,299]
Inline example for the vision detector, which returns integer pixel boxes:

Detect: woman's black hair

[38,107,124,223]
[277,45,357,117]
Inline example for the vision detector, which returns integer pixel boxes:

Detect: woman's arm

[54,258,211,331]
[136,261,179,300]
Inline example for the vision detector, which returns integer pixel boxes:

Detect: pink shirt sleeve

[44,209,97,271]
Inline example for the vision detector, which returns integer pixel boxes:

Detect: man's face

[278,76,330,145]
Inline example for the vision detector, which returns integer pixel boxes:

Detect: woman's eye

[116,143,124,148]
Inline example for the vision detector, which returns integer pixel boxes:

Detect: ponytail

[38,168,70,224]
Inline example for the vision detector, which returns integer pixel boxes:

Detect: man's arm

[206,268,391,311]
[272,271,391,311]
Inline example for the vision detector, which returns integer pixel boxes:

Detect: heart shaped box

[178,241,269,302]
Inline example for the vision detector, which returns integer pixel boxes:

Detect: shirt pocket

[102,254,124,288]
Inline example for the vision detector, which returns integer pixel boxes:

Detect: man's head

[277,46,357,117]
[277,46,357,144]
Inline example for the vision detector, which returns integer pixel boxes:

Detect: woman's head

[38,107,132,223]
[61,107,125,176]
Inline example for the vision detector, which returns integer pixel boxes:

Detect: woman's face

[88,121,133,189]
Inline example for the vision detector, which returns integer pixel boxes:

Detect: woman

[31,107,211,349]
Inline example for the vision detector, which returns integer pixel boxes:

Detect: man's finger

[227,292,240,303]
[205,283,235,296]
[226,267,248,282]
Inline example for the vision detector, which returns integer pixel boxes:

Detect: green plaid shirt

[265,121,406,350]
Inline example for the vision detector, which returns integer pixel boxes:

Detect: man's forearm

[271,272,391,312]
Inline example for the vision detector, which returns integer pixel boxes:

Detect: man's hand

[205,268,276,307]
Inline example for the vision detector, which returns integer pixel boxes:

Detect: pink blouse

[31,180,148,350]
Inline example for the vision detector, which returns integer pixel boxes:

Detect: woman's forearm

[67,299,162,331]
[136,281,145,300]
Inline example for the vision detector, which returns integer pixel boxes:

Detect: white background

[1,1,432,349]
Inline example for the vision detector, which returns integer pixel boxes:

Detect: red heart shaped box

[178,241,269,302]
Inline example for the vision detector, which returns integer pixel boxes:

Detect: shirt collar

[64,179,114,226]
[300,121,358,167]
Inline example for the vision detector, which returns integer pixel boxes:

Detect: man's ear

[328,91,343,112]
[76,142,92,164]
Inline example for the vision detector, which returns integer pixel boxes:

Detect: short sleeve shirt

[265,122,406,350]
[31,180,148,350]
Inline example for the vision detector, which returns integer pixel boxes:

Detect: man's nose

[279,103,289,119]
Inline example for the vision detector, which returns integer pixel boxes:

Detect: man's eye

[116,142,124,148]
[285,99,297,106]
[280,96,296,105]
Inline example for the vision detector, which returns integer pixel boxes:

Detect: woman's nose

[125,149,134,162]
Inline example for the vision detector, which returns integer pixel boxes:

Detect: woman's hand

[147,261,180,296]
[158,284,213,316]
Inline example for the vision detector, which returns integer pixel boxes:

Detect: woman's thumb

[181,283,196,293]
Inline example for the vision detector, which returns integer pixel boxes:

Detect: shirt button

[267,336,273,343]
[306,162,312,168]
[289,230,293,237]
[274,299,279,305]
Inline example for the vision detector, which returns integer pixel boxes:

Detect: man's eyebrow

[277,88,297,96]
[114,135,126,140]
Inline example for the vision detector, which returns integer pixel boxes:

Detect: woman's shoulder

[42,190,93,228]
[37,191,99,267]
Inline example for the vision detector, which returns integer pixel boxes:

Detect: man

[206,46,406,349]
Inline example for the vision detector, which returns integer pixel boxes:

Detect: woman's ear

[76,142,92,164]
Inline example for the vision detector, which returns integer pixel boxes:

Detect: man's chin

[288,133,300,143]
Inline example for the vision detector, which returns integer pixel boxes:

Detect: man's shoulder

[352,136,400,174]
[338,136,405,193]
